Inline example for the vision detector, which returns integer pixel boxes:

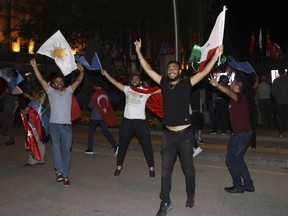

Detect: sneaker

[156,201,173,216]
[197,139,204,144]
[85,149,94,155]
[149,169,155,178]
[63,178,70,187]
[186,196,195,208]
[114,167,122,176]
[113,145,119,156]
[193,147,203,157]
[56,173,64,182]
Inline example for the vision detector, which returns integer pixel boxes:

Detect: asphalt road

[0,134,288,216]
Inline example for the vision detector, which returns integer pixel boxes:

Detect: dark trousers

[117,118,154,167]
[87,119,117,151]
[276,103,288,134]
[160,126,195,203]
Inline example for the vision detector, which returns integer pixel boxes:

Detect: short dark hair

[51,72,64,82]
[167,60,181,68]
[234,78,245,92]
[129,73,142,82]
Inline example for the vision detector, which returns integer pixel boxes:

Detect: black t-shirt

[160,77,192,126]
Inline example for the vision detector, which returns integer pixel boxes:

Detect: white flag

[36,30,77,76]
[258,28,262,50]
[198,6,226,71]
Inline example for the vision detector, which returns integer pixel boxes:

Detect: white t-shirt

[123,86,151,120]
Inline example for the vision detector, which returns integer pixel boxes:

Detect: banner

[189,6,226,71]
[75,52,102,71]
[0,68,24,91]
[36,30,77,76]
[91,88,118,127]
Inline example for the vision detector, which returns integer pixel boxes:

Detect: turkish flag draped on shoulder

[71,94,81,121]
[91,88,118,127]
[131,86,164,118]
[189,6,226,72]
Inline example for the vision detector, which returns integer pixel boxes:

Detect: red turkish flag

[20,112,41,161]
[266,30,272,57]
[91,88,118,127]
[131,86,164,118]
[249,31,255,54]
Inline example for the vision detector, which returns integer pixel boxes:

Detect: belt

[57,123,69,127]
[164,126,192,135]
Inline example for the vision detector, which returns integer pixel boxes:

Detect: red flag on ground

[249,31,255,54]
[91,88,118,127]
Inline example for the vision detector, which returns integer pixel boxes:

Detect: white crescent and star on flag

[97,94,109,113]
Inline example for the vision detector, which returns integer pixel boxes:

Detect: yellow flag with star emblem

[36,30,77,76]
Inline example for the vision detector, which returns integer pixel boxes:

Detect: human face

[53,77,64,90]
[167,63,181,82]
[130,75,141,87]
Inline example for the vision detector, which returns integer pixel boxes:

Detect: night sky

[222,0,287,57]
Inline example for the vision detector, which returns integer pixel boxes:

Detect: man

[189,80,204,157]
[85,83,118,155]
[30,58,84,186]
[209,75,255,194]
[272,68,288,138]
[101,70,160,177]
[134,38,223,215]
[211,75,230,135]
[21,86,50,166]
[0,87,19,145]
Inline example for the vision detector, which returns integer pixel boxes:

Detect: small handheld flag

[75,52,103,71]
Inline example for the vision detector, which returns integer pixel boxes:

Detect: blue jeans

[160,126,195,203]
[50,123,73,178]
[87,119,117,151]
[226,131,253,189]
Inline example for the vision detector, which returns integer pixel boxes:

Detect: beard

[56,84,64,90]
[131,82,141,87]
[168,74,180,82]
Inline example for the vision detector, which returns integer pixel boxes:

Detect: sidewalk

[13,124,288,168]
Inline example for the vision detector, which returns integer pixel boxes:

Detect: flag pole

[172,0,180,61]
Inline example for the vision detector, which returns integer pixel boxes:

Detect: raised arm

[134,39,162,85]
[190,45,224,86]
[71,63,84,91]
[101,69,125,92]
[30,58,49,92]
[209,74,237,101]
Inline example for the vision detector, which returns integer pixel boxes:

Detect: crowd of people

[0,39,287,216]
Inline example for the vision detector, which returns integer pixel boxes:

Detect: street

[0,138,287,216]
